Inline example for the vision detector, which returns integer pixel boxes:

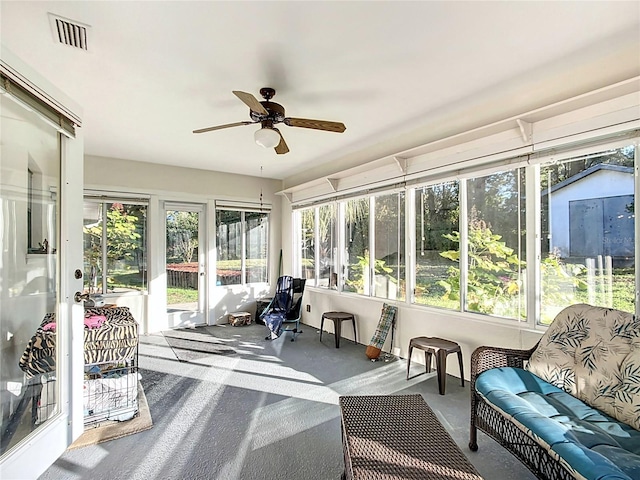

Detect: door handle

[74,292,90,303]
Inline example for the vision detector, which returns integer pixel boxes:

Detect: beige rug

[68,383,153,449]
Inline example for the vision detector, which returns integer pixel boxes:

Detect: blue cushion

[552,442,635,480]
[476,367,640,480]
[476,365,562,396]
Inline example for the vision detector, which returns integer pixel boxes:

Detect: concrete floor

[39,322,536,480]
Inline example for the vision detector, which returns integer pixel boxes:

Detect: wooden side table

[320,311,356,348]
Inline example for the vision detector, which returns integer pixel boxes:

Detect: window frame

[534,142,637,325]
[462,167,527,321]
[372,191,406,301]
[292,134,640,330]
[215,207,270,286]
[410,179,461,312]
[82,196,148,296]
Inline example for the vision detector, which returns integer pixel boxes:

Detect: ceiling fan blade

[193,121,254,134]
[274,129,289,155]
[232,91,269,115]
[284,117,346,133]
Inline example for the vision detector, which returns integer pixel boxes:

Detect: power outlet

[306,304,311,312]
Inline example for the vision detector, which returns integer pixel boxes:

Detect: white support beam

[516,119,532,143]
[394,156,407,174]
[327,178,339,192]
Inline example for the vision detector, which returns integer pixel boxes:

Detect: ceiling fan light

[254,127,281,149]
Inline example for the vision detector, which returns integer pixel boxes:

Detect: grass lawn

[415,270,635,323]
[110,262,635,321]
[167,287,198,304]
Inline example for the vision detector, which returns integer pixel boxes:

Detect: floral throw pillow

[526,303,640,430]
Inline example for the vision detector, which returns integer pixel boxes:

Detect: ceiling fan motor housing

[250,101,285,124]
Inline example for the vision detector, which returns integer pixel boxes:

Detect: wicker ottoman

[339,394,482,479]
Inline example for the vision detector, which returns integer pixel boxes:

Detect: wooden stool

[406,337,464,395]
[320,312,356,348]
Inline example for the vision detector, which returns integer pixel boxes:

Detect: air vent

[48,14,90,50]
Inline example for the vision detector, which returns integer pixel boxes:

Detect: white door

[165,203,206,327]
[0,84,84,476]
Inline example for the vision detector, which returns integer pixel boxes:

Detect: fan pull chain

[260,166,264,213]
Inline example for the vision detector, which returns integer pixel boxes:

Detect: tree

[84,203,142,289]
[344,250,394,295]
[345,198,370,291]
[166,211,199,263]
[416,182,459,252]
[438,218,525,315]
[540,146,634,190]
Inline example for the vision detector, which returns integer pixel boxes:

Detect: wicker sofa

[469,304,640,480]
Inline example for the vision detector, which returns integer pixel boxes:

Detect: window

[344,198,370,294]
[298,193,405,298]
[83,200,147,294]
[292,138,638,327]
[216,210,241,285]
[27,167,55,254]
[296,205,337,288]
[299,208,316,284]
[216,209,269,285]
[318,204,337,288]
[373,192,405,300]
[245,211,268,284]
[414,181,459,309]
[539,145,635,324]
[465,169,526,319]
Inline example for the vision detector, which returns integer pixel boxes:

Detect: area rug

[68,383,152,449]
[162,328,236,361]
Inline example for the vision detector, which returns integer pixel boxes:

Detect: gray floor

[40,323,535,480]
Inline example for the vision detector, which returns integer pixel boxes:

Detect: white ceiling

[1,1,639,183]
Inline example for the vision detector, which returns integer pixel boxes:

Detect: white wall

[301,293,543,381]
[84,155,282,333]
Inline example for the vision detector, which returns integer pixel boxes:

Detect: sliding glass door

[0,77,84,477]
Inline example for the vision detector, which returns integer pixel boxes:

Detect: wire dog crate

[17,307,140,430]
[33,373,57,426]
[83,357,138,426]
[31,356,139,428]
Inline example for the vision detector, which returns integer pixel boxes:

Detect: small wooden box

[229,311,252,327]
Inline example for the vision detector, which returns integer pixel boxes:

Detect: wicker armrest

[470,343,538,385]
[469,342,540,452]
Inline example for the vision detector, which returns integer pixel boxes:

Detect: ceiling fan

[193,87,346,155]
